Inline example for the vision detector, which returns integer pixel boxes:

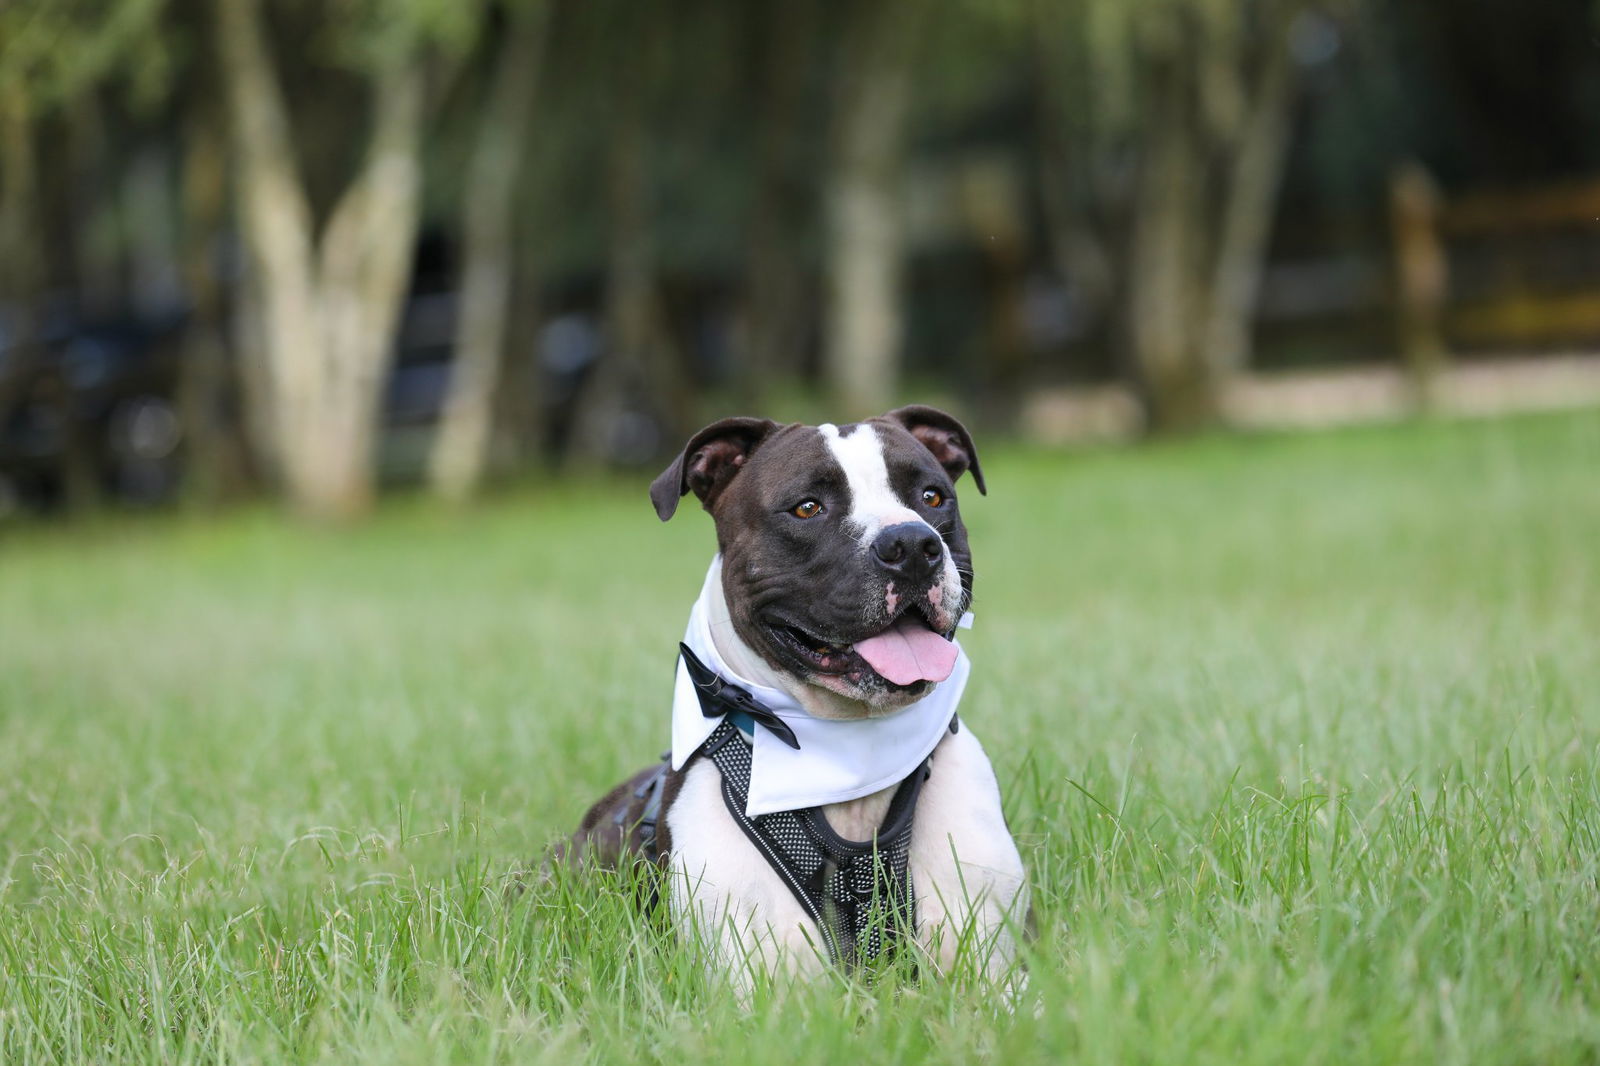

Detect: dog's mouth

[767,605,959,688]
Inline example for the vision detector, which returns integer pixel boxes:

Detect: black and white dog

[565,406,1025,988]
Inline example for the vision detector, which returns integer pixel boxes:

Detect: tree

[427,2,551,503]
[1036,0,1311,432]
[822,0,920,421]
[214,0,473,519]
[735,0,822,408]
[565,0,694,467]
[175,71,258,507]
[0,87,43,434]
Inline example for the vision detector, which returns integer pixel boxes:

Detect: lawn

[3,410,1599,1064]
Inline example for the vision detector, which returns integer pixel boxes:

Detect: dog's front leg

[666,761,829,999]
[909,727,1029,981]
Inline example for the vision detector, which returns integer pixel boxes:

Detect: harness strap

[698,719,928,967]
[614,754,670,864]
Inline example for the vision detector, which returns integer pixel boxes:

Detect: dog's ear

[881,405,986,495]
[650,417,779,521]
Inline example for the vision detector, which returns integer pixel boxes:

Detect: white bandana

[670,556,971,817]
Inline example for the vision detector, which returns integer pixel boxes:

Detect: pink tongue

[853,618,959,686]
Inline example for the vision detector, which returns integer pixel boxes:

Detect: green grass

[3,410,1599,1064]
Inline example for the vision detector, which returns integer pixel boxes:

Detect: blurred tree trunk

[0,90,42,433]
[428,3,550,503]
[1200,17,1296,392]
[62,97,118,512]
[1389,161,1449,410]
[1031,2,1115,353]
[738,0,817,407]
[958,160,1031,423]
[1124,5,1299,433]
[216,0,424,520]
[177,94,255,507]
[1127,52,1209,431]
[231,260,276,488]
[568,24,689,466]
[823,0,916,421]
[488,190,549,472]
[491,246,545,473]
[566,83,644,465]
[1035,126,1115,357]
[68,93,122,320]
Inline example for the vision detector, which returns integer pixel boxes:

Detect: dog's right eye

[791,499,823,519]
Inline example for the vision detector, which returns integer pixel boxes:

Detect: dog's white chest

[664,723,1027,989]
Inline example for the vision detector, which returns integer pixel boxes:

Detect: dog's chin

[802,673,931,718]
[753,635,935,720]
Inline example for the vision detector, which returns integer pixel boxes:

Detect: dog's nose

[872,522,944,580]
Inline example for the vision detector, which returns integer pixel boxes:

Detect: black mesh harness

[656,643,955,967]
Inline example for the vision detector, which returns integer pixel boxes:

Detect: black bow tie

[678,643,801,750]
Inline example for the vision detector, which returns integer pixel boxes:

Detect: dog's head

[651,406,984,714]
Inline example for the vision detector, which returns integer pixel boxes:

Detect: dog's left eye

[921,488,945,508]
[791,499,823,519]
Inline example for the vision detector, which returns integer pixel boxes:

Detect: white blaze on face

[818,422,920,540]
[818,422,964,625]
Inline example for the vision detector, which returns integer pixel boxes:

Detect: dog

[563,405,1026,990]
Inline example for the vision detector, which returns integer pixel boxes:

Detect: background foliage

[4,0,1600,517]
